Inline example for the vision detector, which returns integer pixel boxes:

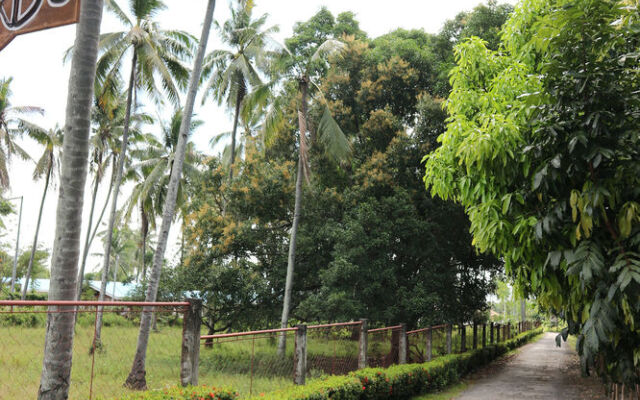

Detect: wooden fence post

[181,299,202,387]
[358,319,368,369]
[482,323,487,347]
[426,328,433,362]
[490,322,494,344]
[398,323,407,365]
[473,322,478,350]
[496,323,501,343]
[294,325,307,385]
[460,324,467,353]
[446,324,452,354]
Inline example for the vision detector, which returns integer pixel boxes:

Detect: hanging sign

[0,0,81,51]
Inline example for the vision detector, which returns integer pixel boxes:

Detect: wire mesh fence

[406,324,448,363]
[199,328,298,397]
[306,322,362,379]
[0,301,188,400]
[368,325,403,368]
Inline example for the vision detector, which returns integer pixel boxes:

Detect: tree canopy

[424,0,640,385]
[181,4,512,331]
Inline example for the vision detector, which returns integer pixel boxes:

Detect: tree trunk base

[124,368,147,391]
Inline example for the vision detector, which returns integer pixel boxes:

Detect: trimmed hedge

[115,385,238,400]
[250,327,543,400]
[112,328,542,400]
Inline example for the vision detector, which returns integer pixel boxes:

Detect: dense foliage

[181,4,516,332]
[425,0,640,385]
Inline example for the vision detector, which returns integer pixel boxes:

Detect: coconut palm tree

[18,122,62,300]
[201,0,276,180]
[93,0,194,346]
[76,86,152,300]
[0,77,43,188]
[260,39,351,355]
[38,0,105,398]
[125,0,217,389]
[123,108,202,281]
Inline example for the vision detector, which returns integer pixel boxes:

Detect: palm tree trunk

[125,0,216,389]
[87,156,117,255]
[22,167,51,300]
[76,170,101,300]
[112,254,119,301]
[38,0,104,398]
[95,49,138,346]
[140,203,148,281]
[277,80,308,356]
[229,91,242,180]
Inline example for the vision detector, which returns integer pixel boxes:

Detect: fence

[0,300,193,400]
[198,318,541,397]
[0,298,541,399]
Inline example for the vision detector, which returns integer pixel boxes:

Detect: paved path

[455,332,605,400]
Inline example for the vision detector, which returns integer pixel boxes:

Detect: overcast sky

[0,0,517,277]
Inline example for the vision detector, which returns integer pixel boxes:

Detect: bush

[251,328,542,400]
[0,310,46,327]
[111,328,542,400]
[76,312,139,328]
[115,385,238,400]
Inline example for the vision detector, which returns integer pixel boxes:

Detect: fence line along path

[198,317,540,397]
[0,299,540,399]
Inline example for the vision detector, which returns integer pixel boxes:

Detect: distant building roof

[3,277,200,301]
[87,280,138,300]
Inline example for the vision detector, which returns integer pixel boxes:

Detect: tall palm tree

[93,0,194,346]
[201,0,276,180]
[38,0,105,398]
[76,87,152,300]
[19,122,62,300]
[125,0,217,389]
[261,39,351,355]
[0,77,43,188]
[123,109,202,281]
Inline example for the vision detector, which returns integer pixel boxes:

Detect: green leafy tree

[425,0,640,386]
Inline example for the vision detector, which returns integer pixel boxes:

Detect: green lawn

[0,321,365,399]
[0,324,299,399]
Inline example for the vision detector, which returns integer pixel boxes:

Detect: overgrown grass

[0,323,293,400]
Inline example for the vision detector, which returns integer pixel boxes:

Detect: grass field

[0,314,516,400]
[0,319,367,399]
[0,323,297,400]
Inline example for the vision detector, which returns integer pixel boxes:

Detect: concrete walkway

[455,332,605,400]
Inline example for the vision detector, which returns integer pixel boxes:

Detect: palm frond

[105,0,133,27]
[317,105,351,163]
[311,39,346,63]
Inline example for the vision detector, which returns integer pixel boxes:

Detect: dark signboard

[0,0,81,50]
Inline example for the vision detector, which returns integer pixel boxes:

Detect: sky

[0,0,518,277]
